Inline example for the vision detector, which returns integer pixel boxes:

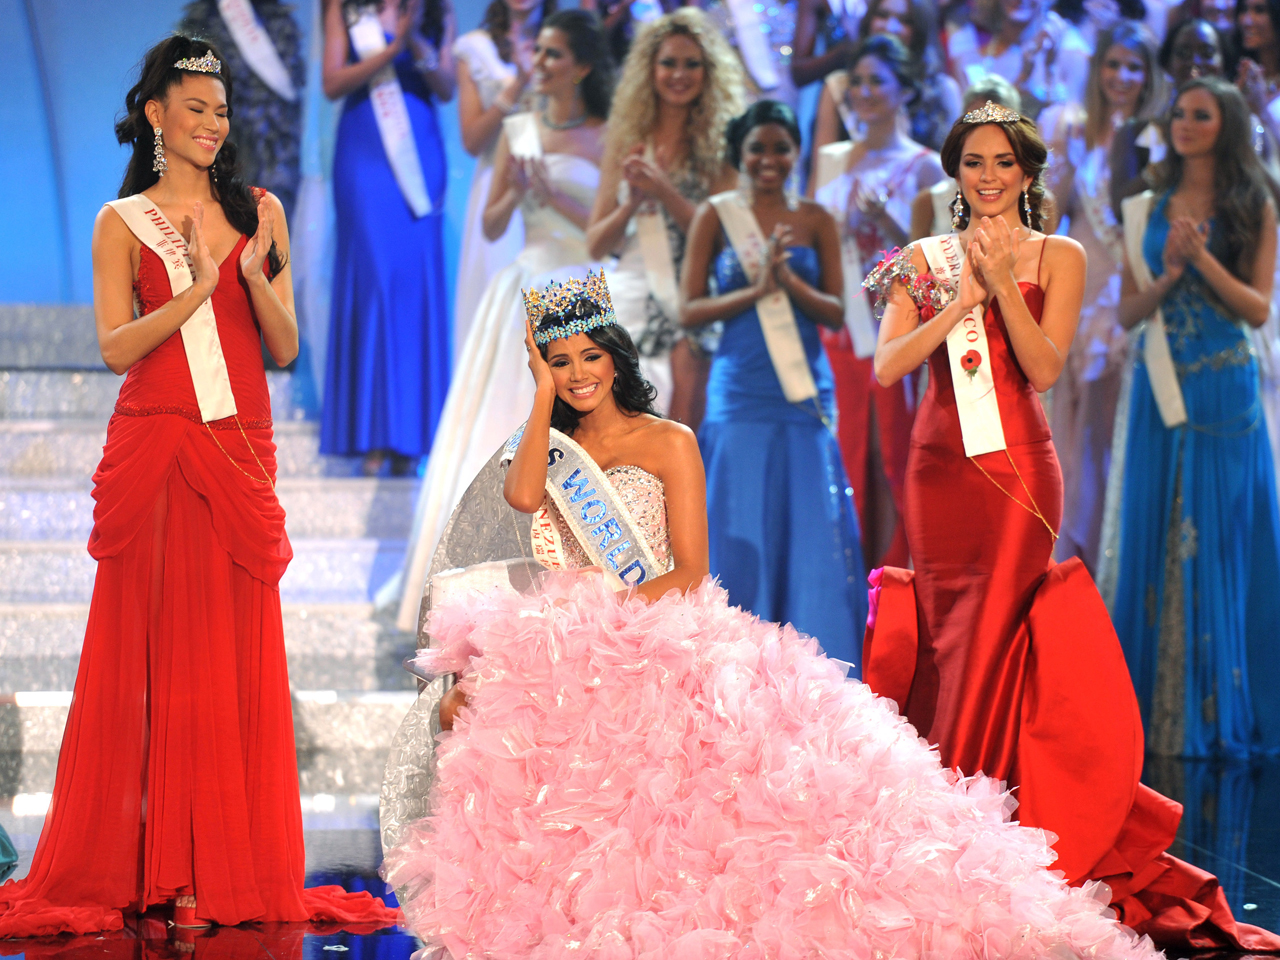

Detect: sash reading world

[503,426,664,589]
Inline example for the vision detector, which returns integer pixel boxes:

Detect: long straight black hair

[115,34,284,277]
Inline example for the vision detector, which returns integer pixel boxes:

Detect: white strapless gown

[388,154,602,629]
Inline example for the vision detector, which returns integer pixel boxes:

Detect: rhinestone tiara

[524,270,619,346]
[174,50,221,74]
[962,100,1020,124]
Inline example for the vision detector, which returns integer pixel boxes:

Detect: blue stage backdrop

[0,0,481,313]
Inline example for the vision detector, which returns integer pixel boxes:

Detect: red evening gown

[0,223,400,937]
[862,246,1280,952]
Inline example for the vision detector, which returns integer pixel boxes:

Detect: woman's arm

[909,186,937,243]
[678,201,775,327]
[411,5,456,102]
[791,0,853,87]
[1177,206,1278,326]
[992,235,1084,391]
[806,84,842,197]
[529,157,593,231]
[243,193,299,366]
[873,244,986,386]
[777,207,844,330]
[482,130,524,240]
[92,205,221,376]
[457,54,526,158]
[321,0,411,101]
[586,142,642,259]
[632,423,708,601]
[503,320,556,513]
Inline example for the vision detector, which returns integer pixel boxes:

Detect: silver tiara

[174,51,221,74]
[963,101,1020,124]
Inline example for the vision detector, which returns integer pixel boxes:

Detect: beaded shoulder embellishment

[862,245,956,320]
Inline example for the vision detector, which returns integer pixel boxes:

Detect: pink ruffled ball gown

[382,466,1158,959]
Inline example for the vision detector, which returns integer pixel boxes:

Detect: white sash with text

[348,10,432,217]
[217,0,297,102]
[919,234,1007,456]
[105,195,238,423]
[710,191,819,404]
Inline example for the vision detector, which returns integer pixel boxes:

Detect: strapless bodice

[549,464,672,570]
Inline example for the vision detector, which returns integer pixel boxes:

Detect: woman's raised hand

[970,215,1020,291]
[239,193,274,281]
[753,223,792,299]
[958,243,988,312]
[524,313,556,394]
[188,202,220,299]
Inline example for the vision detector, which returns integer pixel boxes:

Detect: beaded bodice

[549,465,672,570]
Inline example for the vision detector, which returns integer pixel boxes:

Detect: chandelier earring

[951,189,966,231]
[1021,189,1032,225]
[152,126,167,177]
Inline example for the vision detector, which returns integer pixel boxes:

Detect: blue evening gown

[321,44,449,458]
[1112,192,1280,759]
[699,245,868,665]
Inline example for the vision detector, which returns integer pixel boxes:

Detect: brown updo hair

[939,110,1048,232]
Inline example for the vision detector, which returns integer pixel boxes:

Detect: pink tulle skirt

[383,577,1158,960]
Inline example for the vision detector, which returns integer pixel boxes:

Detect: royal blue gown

[1112,193,1280,759]
[321,44,449,458]
[699,245,868,665]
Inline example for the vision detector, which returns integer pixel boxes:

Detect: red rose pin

[961,349,982,379]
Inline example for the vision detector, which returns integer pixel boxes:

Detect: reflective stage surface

[2,758,1279,959]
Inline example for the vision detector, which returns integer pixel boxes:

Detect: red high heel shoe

[173,898,210,929]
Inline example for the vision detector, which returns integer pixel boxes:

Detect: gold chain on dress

[205,417,275,487]
[970,451,1058,544]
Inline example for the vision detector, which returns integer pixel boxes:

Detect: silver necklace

[541,108,588,130]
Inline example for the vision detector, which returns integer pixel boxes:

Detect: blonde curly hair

[605,8,745,186]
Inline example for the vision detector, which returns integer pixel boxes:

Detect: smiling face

[740,122,798,190]
[1239,0,1277,53]
[1169,85,1223,159]
[1168,21,1224,85]
[653,33,706,108]
[957,124,1032,223]
[1099,42,1147,115]
[533,26,589,97]
[146,73,228,173]
[867,0,915,48]
[849,54,909,125]
[545,332,617,412]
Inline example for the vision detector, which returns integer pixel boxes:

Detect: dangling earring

[210,162,218,184]
[950,189,965,231]
[1021,190,1032,225]
[152,126,167,177]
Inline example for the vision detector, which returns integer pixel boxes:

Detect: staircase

[0,306,420,878]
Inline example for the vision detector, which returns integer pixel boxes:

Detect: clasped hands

[623,145,673,212]
[1161,216,1208,284]
[957,216,1023,313]
[752,223,795,299]
[507,154,554,206]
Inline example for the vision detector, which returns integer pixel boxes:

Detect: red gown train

[862,254,1280,952]
[0,225,400,937]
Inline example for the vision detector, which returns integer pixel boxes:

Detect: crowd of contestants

[333,0,1280,765]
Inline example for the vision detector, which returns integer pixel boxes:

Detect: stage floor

[1,756,1278,957]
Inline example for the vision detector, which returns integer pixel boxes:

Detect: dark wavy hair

[858,0,942,73]
[1152,76,1273,282]
[1238,0,1280,59]
[542,9,615,119]
[846,33,920,107]
[342,0,445,46]
[483,0,559,62]
[536,320,659,434]
[725,99,801,168]
[940,109,1049,231]
[116,34,284,277]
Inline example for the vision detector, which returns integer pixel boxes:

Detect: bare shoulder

[1044,234,1085,270]
[93,204,135,253]
[793,197,834,222]
[637,414,697,448]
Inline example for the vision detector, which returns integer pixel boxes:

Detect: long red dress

[862,244,1280,952]
[0,219,400,937]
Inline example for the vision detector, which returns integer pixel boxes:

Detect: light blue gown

[1112,193,1280,759]
[699,245,868,666]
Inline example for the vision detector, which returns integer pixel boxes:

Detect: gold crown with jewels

[174,50,221,74]
[963,101,1021,124]
[524,270,619,345]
